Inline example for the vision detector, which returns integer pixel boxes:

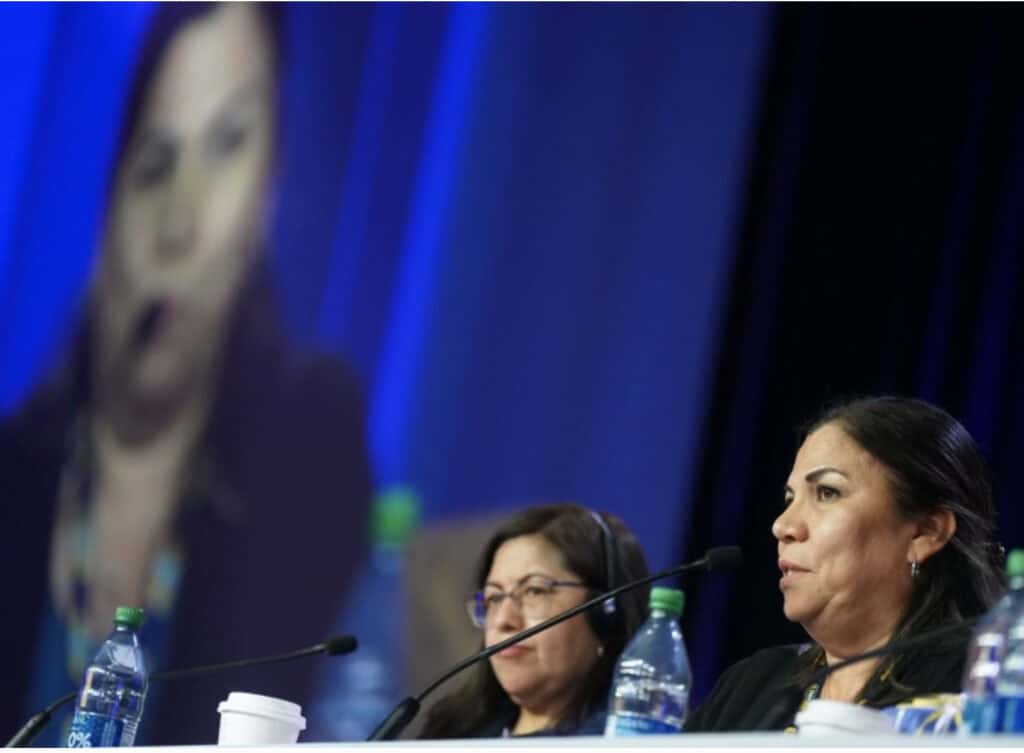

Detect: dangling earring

[597,644,605,658]
[910,559,920,578]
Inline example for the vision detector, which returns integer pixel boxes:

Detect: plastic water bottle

[961,549,1024,734]
[605,587,691,735]
[997,551,1024,732]
[66,607,148,747]
[306,488,420,741]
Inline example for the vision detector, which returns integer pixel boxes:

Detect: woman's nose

[492,594,525,631]
[156,166,200,260]
[772,499,807,543]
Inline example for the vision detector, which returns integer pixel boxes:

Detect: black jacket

[685,636,968,732]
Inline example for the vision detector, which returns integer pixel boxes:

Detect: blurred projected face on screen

[93,4,275,412]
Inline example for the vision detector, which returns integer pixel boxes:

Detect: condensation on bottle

[605,586,691,736]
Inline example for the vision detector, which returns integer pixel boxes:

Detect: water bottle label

[1003,696,1024,733]
[605,713,680,736]
[880,694,962,735]
[962,696,1004,734]
[67,711,133,747]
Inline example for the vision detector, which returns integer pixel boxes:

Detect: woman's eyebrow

[804,466,849,483]
[208,80,266,122]
[483,572,554,589]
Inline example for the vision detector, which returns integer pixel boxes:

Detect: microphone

[95,300,165,409]
[757,618,977,730]
[367,546,742,741]
[133,301,164,351]
[4,634,357,748]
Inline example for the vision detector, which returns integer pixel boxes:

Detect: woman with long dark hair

[420,503,650,738]
[686,396,1005,731]
[1,4,372,745]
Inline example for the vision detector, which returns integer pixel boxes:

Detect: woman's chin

[493,666,540,703]
[497,679,536,708]
[129,373,186,407]
[781,595,811,625]
[104,356,199,440]
[128,349,195,398]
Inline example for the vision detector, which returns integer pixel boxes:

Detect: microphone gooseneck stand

[4,635,357,748]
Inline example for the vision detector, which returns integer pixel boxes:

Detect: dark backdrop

[682,3,1024,702]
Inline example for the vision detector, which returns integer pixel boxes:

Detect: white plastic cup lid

[795,699,895,735]
[217,692,306,730]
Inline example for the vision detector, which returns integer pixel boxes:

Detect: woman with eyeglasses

[419,503,650,738]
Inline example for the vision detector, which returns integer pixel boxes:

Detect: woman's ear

[909,507,957,564]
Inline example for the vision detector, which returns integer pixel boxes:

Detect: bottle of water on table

[605,586,691,735]
[67,606,148,747]
[996,550,1024,732]
[961,548,1024,734]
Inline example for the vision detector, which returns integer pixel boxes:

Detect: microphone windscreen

[323,634,358,656]
[134,301,164,349]
[705,546,742,572]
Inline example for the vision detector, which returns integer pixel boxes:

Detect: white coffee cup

[216,692,307,745]
[795,699,896,736]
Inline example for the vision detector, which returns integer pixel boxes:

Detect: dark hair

[419,503,650,739]
[797,395,1005,700]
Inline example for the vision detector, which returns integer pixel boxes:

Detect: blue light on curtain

[327,3,771,570]
[0,3,151,414]
[368,2,493,489]
[316,3,405,351]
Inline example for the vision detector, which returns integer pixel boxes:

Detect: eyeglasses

[466,574,588,629]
